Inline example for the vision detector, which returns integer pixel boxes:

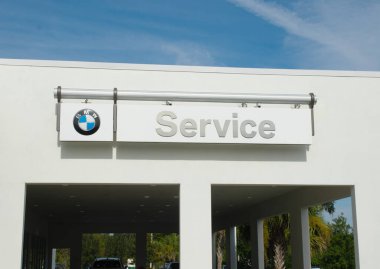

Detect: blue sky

[1,0,380,70]
[0,0,360,225]
[323,197,353,227]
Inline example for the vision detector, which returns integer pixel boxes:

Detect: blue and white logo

[73,109,100,135]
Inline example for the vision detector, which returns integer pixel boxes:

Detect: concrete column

[51,248,56,269]
[180,182,212,269]
[226,227,237,269]
[290,208,311,269]
[212,232,216,269]
[136,232,147,269]
[0,182,25,269]
[47,233,56,269]
[250,217,264,269]
[70,232,82,269]
[350,186,360,269]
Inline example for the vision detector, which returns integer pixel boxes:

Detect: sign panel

[117,104,312,144]
[59,103,113,141]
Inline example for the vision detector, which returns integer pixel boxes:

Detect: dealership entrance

[23,184,180,269]
[211,185,355,269]
[23,183,355,269]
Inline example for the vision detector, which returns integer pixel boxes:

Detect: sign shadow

[116,142,308,162]
[60,142,113,159]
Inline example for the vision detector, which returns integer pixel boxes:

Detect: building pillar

[51,248,56,269]
[136,232,147,269]
[70,232,82,269]
[0,182,25,269]
[290,207,311,269]
[226,227,237,269]
[212,232,216,269]
[350,186,360,269]
[181,182,212,269]
[250,217,264,269]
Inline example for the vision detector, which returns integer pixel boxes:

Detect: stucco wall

[0,59,379,268]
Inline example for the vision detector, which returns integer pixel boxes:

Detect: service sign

[59,103,114,141]
[117,104,312,144]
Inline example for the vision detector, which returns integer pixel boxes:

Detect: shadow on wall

[60,142,113,159]
[115,143,308,162]
[59,142,308,161]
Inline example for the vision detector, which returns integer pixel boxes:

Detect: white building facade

[0,59,379,269]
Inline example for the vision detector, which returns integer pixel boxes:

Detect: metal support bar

[55,103,61,132]
[56,86,62,132]
[113,88,117,133]
[309,92,316,136]
[113,88,118,104]
[57,86,62,103]
[54,87,317,106]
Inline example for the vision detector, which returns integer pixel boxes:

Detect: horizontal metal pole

[55,88,113,100]
[54,88,317,105]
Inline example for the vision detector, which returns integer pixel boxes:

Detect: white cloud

[0,24,216,66]
[107,34,216,66]
[159,42,215,66]
[94,32,216,66]
[229,0,380,70]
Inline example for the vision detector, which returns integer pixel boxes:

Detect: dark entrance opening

[23,184,180,269]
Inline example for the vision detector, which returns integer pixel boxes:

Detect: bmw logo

[73,109,100,135]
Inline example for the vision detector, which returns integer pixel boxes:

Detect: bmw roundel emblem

[73,109,100,135]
